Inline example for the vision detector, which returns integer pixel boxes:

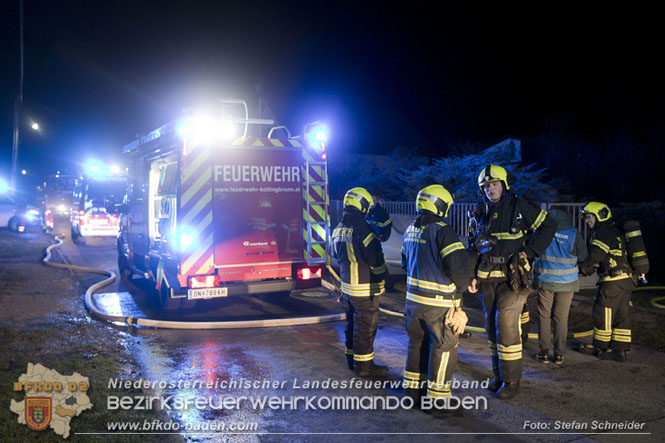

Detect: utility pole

[10,0,24,197]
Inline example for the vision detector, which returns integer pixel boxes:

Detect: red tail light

[188,274,220,289]
[297,266,322,280]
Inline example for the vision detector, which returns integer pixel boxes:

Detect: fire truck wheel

[117,255,131,279]
[8,217,20,233]
[159,282,182,310]
[71,228,85,245]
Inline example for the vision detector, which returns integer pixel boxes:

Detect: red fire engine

[117,102,330,309]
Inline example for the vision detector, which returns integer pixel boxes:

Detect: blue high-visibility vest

[534,227,578,284]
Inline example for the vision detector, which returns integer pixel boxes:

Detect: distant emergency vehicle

[70,167,126,244]
[117,101,330,309]
[42,173,77,232]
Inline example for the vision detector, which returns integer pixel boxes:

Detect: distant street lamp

[10,0,24,197]
[31,122,39,131]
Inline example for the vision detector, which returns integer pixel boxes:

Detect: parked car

[0,194,42,233]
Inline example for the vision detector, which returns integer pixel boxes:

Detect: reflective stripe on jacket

[401,214,471,307]
[580,223,632,283]
[534,227,578,284]
[474,193,556,282]
[332,209,386,297]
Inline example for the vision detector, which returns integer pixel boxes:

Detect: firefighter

[468,165,556,400]
[578,202,634,362]
[332,187,389,377]
[401,185,473,408]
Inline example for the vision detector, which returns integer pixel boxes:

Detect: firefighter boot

[496,381,521,400]
[346,355,354,371]
[405,388,421,408]
[599,349,628,362]
[487,378,502,393]
[578,344,602,357]
[355,361,388,378]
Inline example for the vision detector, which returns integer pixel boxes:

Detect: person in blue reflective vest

[401,185,474,407]
[332,187,388,377]
[533,208,587,365]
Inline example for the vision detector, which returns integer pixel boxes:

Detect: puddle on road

[93,291,148,318]
[128,334,271,442]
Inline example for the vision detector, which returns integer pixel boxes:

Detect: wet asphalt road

[50,216,665,442]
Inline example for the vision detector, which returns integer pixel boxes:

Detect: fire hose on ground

[44,236,346,329]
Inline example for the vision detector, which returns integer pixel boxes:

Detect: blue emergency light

[304,122,328,155]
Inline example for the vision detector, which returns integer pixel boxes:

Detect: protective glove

[445,307,468,335]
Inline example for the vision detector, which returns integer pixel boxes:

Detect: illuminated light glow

[89,165,100,173]
[179,230,198,252]
[297,266,322,280]
[220,120,236,139]
[176,113,236,145]
[21,169,27,175]
[110,165,121,174]
[28,209,40,216]
[31,122,39,130]
[0,180,7,193]
[305,123,329,155]
[188,274,220,289]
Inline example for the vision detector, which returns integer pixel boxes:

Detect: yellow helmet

[478,164,510,190]
[343,187,373,214]
[580,201,612,223]
[416,184,454,218]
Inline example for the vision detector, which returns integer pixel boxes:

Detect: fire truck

[42,173,77,232]
[117,102,330,310]
[70,166,126,244]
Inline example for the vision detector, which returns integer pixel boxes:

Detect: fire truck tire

[117,255,131,279]
[159,282,183,310]
[72,229,85,245]
[8,217,20,233]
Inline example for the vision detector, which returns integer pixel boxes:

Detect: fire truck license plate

[187,287,228,299]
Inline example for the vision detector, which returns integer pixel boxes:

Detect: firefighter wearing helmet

[578,202,634,362]
[401,184,474,408]
[331,187,389,377]
[468,164,556,400]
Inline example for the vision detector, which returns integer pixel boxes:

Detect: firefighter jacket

[580,222,632,284]
[473,192,556,282]
[401,213,473,307]
[332,208,386,297]
[366,202,392,242]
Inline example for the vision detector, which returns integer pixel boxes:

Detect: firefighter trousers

[592,279,634,351]
[521,301,531,342]
[479,280,528,383]
[342,293,381,367]
[403,301,458,399]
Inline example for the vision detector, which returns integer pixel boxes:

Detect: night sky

[1,2,663,185]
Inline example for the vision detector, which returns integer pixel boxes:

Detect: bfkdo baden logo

[10,362,92,439]
[26,397,52,431]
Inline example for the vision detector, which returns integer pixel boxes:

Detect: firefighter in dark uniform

[578,202,634,362]
[401,185,473,406]
[468,165,556,400]
[332,187,388,377]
